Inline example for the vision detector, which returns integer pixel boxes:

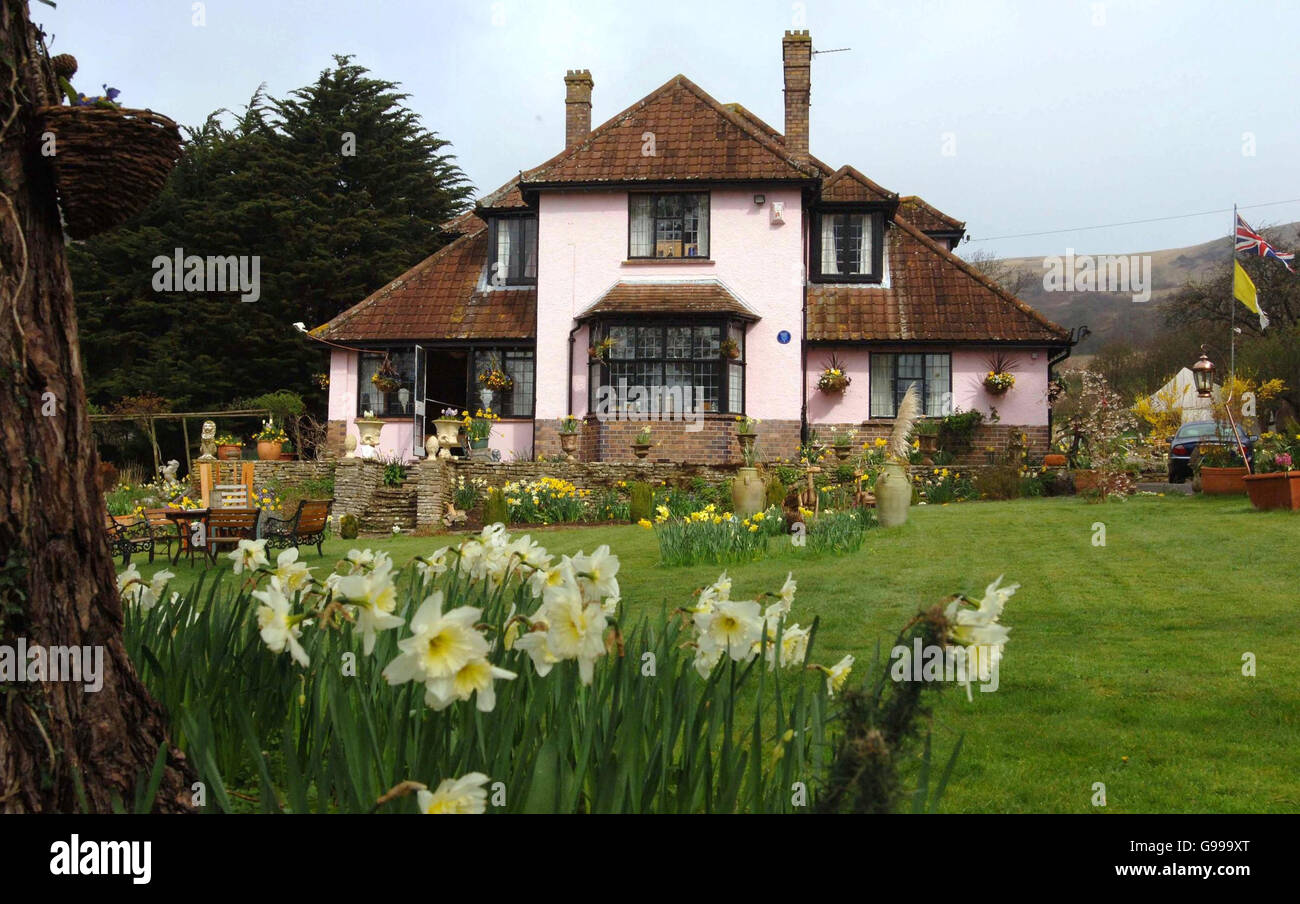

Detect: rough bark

[0,0,194,813]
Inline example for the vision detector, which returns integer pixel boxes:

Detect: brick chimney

[782,30,811,163]
[564,69,594,149]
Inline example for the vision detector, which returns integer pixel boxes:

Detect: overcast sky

[36,0,1300,259]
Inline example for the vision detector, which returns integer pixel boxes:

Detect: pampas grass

[887,384,921,461]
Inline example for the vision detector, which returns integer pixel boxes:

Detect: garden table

[163,508,213,566]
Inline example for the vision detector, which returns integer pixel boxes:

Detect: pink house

[316,31,1074,464]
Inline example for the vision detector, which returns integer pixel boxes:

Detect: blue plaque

[777,330,791,345]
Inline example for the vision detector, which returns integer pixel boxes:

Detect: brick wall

[535,416,801,465]
[333,459,385,521]
[250,460,336,487]
[325,419,347,459]
[812,422,1050,466]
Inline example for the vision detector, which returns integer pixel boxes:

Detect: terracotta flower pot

[217,443,242,461]
[1244,471,1300,510]
[1200,466,1248,495]
[257,440,283,461]
[1072,469,1099,492]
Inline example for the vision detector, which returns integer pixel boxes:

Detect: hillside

[976,222,1300,353]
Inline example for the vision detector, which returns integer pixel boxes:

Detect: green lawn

[122,494,1300,813]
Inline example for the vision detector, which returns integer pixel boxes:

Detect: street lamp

[1191,348,1252,473]
[1191,352,1215,398]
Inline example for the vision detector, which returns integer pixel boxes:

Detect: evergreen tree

[70,56,474,413]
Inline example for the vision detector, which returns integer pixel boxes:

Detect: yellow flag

[1233,260,1269,328]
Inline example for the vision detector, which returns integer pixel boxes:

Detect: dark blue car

[1168,421,1255,483]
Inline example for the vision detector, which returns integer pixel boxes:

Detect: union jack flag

[1235,213,1295,272]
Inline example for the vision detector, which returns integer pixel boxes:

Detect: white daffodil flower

[414,547,451,585]
[513,623,562,677]
[382,592,488,687]
[696,599,762,663]
[426,657,517,712]
[229,538,269,575]
[273,547,312,592]
[571,545,620,602]
[253,577,309,667]
[778,572,797,606]
[693,643,724,679]
[542,593,608,685]
[333,557,404,655]
[417,773,490,814]
[825,654,854,697]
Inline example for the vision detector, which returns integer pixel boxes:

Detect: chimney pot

[564,69,594,149]
[782,31,811,164]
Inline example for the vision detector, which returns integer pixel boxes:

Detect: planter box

[1200,466,1248,495]
[1244,471,1300,511]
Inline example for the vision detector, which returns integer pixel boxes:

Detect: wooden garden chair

[207,508,260,560]
[142,508,181,561]
[263,499,333,556]
[211,484,249,509]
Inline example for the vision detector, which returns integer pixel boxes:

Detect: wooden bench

[263,499,333,556]
[142,508,181,561]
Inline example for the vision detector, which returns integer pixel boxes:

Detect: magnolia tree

[1067,370,1138,500]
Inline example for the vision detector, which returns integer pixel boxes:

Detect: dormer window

[629,192,710,259]
[489,215,537,285]
[813,210,884,282]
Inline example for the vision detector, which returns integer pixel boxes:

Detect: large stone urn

[353,416,385,461]
[731,466,765,518]
[560,431,579,461]
[434,417,462,458]
[875,462,912,528]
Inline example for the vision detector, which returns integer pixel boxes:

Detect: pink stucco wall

[329,349,533,462]
[806,345,1050,425]
[535,188,806,420]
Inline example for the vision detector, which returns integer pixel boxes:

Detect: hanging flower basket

[36,106,182,240]
[983,372,1016,395]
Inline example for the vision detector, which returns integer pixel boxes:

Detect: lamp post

[1191,349,1251,473]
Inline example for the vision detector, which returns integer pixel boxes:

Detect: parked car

[1168,421,1256,483]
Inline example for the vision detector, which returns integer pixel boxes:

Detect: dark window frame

[587,316,745,415]
[868,351,953,419]
[357,343,536,419]
[811,208,885,284]
[488,214,538,286]
[627,191,711,260]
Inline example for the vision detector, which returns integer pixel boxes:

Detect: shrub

[974,465,1022,501]
[589,487,629,522]
[629,481,653,523]
[483,487,508,525]
[339,513,359,539]
[765,478,786,508]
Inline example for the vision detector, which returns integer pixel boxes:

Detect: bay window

[588,318,744,415]
[870,352,951,418]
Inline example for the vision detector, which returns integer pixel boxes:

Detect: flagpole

[1230,204,1236,381]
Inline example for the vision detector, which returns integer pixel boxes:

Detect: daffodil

[425,656,516,712]
[541,592,608,685]
[253,578,310,667]
[695,599,762,662]
[229,538,269,574]
[825,653,854,697]
[383,591,488,687]
[333,557,404,654]
[417,773,490,814]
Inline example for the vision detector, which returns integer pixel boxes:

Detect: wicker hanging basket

[35,106,182,240]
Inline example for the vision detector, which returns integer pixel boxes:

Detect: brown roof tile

[897,195,965,234]
[576,280,760,321]
[821,165,897,204]
[520,76,819,186]
[315,228,534,341]
[807,219,1068,344]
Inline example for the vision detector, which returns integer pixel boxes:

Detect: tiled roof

[478,180,528,210]
[576,280,760,321]
[898,195,965,234]
[315,227,535,341]
[807,218,1069,344]
[821,165,897,205]
[520,75,820,186]
[440,208,482,235]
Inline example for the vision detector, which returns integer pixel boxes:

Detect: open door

[412,343,426,458]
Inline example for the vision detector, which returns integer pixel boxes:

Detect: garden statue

[424,434,440,458]
[443,501,467,528]
[196,420,218,461]
[158,459,179,483]
[343,434,357,458]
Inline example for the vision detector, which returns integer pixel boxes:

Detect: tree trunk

[0,0,194,812]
